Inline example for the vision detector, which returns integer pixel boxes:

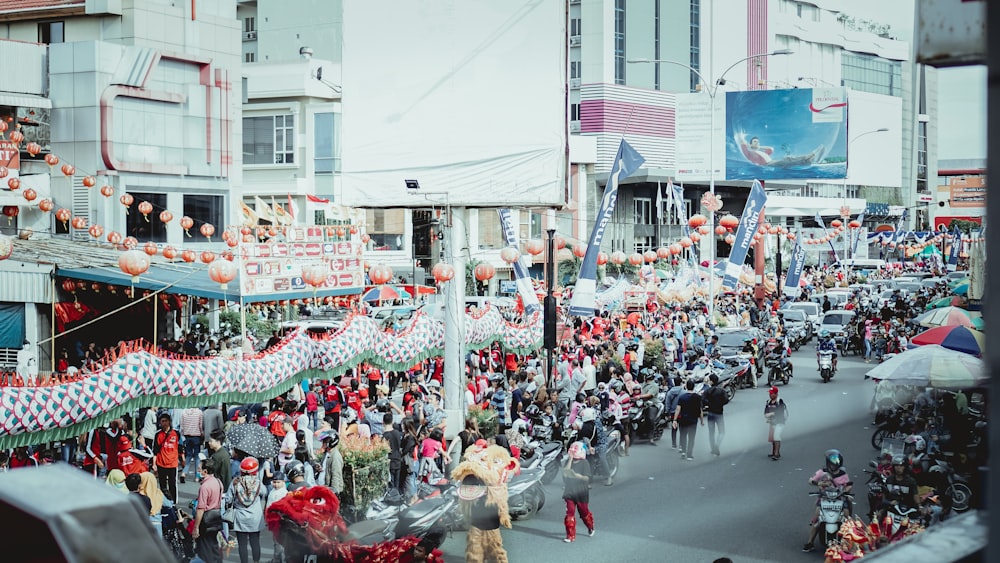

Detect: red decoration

[336,227,346,237]
[181,249,196,263]
[137,201,153,221]
[524,239,544,256]
[82,176,96,187]
[159,210,173,224]
[43,154,59,167]
[55,208,71,228]
[572,244,587,258]
[688,214,708,228]
[610,251,627,265]
[120,193,134,213]
[643,250,657,263]
[473,263,496,281]
[361,233,371,244]
[849,220,862,229]
[714,225,726,236]
[122,236,138,250]
[118,249,151,282]
[679,236,693,248]
[301,265,328,289]
[2,205,18,224]
[9,131,24,145]
[106,231,122,245]
[500,246,520,264]
[719,215,739,229]
[71,216,87,230]
[61,279,76,294]
[656,247,670,260]
[25,142,40,156]
[689,232,701,243]
[724,234,736,245]
[628,253,643,266]
[0,166,7,178]
[698,225,711,236]
[669,243,683,255]
[161,246,177,260]
[38,199,53,213]
[369,264,394,285]
[349,225,359,235]
[596,251,608,266]
[830,219,843,229]
[7,178,20,190]
[88,224,104,239]
[22,188,36,202]
[180,216,194,237]
[200,223,215,241]
[200,251,216,264]
[142,241,158,256]
[208,259,238,289]
[60,163,75,177]
[100,185,114,197]
[553,236,566,250]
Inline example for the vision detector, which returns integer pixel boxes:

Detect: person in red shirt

[9,447,38,469]
[152,412,181,501]
[117,435,149,476]
[505,352,518,376]
[366,367,382,400]
[305,385,320,430]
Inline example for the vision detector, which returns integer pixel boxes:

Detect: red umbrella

[910,326,984,357]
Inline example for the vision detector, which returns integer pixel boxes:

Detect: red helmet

[240,457,259,474]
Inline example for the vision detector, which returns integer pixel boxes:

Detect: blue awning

[56,262,362,303]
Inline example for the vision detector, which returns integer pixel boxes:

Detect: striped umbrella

[867,344,987,389]
[950,278,970,296]
[926,296,965,310]
[912,306,983,329]
[910,325,984,357]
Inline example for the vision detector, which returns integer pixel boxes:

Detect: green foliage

[948,219,981,234]
[217,309,278,340]
[467,405,499,440]
[640,337,670,372]
[340,434,391,513]
[558,256,581,286]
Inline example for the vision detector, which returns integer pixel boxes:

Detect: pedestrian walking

[561,441,595,542]
[152,412,181,502]
[179,407,204,483]
[702,374,729,456]
[764,386,788,460]
[224,457,268,563]
[672,379,704,461]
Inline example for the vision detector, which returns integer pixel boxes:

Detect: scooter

[809,486,852,548]
[352,482,461,547]
[818,350,835,383]
[628,398,667,444]
[765,352,792,386]
[507,466,546,520]
[519,438,564,485]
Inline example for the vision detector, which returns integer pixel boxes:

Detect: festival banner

[569,139,645,316]
[722,180,767,290]
[783,241,806,297]
[814,212,840,260]
[948,227,961,269]
[497,208,542,314]
[670,180,686,225]
[851,212,865,255]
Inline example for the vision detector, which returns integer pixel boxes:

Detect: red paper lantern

[610,251,627,265]
[830,219,842,229]
[159,210,173,224]
[669,243,683,255]
[162,246,177,260]
[208,259,238,289]
[88,224,104,239]
[719,215,739,230]
[60,163,75,176]
[180,216,194,237]
[106,231,122,245]
[7,178,20,190]
[71,216,87,230]
[24,141,39,155]
[500,246,520,264]
[369,264,394,284]
[200,251,216,264]
[142,241,158,256]
[524,239,544,256]
[724,234,736,245]
[432,262,456,283]
[697,225,711,235]
[38,199,54,213]
[336,227,346,237]
[643,250,657,263]
[120,193,134,211]
[0,166,7,178]
[848,220,861,229]
[553,236,566,250]
[9,130,24,145]
[55,208,71,228]
[82,176,96,187]
[596,251,608,266]
[43,154,59,167]
[181,249,196,263]
[118,249,151,282]
[61,279,76,294]
[137,201,153,221]
[200,223,215,241]
[122,236,138,250]
[688,214,707,228]
[689,232,701,243]
[572,244,587,258]
[361,233,371,244]
[2,205,18,223]
[349,225,358,235]
[628,253,643,266]
[473,263,496,281]
[22,188,36,202]
[714,225,726,236]
[656,247,670,260]
[679,236,693,248]
[100,185,114,198]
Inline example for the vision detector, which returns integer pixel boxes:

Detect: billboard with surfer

[724,87,848,181]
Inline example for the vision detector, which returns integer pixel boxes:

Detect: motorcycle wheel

[607,452,619,479]
[871,428,890,450]
[724,384,736,403]
[949,482,973,512]
[517,484,544,520]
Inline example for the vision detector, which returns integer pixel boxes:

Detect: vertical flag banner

[655,183,664,224]
[948,227,961,269]
[814,212,840,260]
[569,139,645,316]
[783,242,806,297]
[851,212,865,255]
[722,180,767,290]
[497,208,542,314]
[671,181,686,225]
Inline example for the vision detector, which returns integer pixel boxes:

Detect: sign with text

[948,176,986,208]
[239,240,364,297]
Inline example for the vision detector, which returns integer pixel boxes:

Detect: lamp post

[842,127,890,265]
[628,49,793,325]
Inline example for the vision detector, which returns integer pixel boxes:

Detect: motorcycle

[818,350,835,383]
[507,466,546,520]
[871,406,912,450]
[628,396,668,444]
[810,486,853,548]
[519,438,564,486]
[765,352,792,386]
[864,459,891,519]
[352,482,461,547]
[926,455,973,512]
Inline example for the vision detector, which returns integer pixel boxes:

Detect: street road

[174,344,881,562]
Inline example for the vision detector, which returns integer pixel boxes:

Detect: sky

[839,0,987,160]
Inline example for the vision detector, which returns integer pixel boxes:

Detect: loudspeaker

[543,295,557,349]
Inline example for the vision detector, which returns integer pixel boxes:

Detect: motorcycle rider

[609,380,631,455]
[576,407,612,487]
[816,330,838,374]
[637,370,663,446]
[802,449,852,553]
[882,454,920,519]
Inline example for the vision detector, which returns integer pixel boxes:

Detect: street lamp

[842,127,890,264]
[628,48,793,324]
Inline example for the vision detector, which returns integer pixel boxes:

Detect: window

[570,103,580,121]
[0,214,17,237]
[126,193,168,242]
[245,52,256,63]
[38,21,64,44]
[690,0,701,92]
[634,197,652,225]
[570,61,582,80]
[633,236,655,253]
[183,195,225,239]
[520,211,542,241]
[841,52,902,97]
[243,115,295,165]
[244,17,256,32]
[570,18,581,37]
[661,197,691,225]
[314,112,340,174]
[614,0,626,85]
[478,210,503,250]
[366,209,405,251]
[654,0,661,89]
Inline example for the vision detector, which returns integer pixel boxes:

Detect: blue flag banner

[851,212,865,256]
[783,242,806,297]
[722,180,767,290]
[569,139,646,316]
[497,208,542,314]
[671,181,686,226]
[814,212,840,261]
[947,227,961,269]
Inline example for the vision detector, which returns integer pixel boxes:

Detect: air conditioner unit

[569,78,581,89]
[569,35,581,47]
[243,30,257,41]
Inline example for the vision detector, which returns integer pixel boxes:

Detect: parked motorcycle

[519,438,564,485]
[818,350,835,383]
[628,396,667,444]
[507,466,546,520]
[353,482,461,547]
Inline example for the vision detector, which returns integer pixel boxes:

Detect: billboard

[674,93,725,182]
[340,0,566,207]
[724,88,847,181]
[239,226,365,297]
[948,176,986,208]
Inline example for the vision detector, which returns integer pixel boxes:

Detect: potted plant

[339,434,390,519]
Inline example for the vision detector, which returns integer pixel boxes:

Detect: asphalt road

[174,344,882,563]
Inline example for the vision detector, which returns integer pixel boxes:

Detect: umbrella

[912,306,983,329]
[867,344,987,389]
[926,296,965,309]
[225,422,280,459]
[910,325,984,357]
[951,279,970,296]
[362,286,406,302]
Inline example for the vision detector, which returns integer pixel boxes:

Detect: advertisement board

[948,176,986,208]
[725,88,848,181]
[674,93,725,182]
[239,226,365,297]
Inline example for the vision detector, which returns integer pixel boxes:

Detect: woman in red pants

[562,441,595,542]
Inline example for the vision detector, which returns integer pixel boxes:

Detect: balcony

[243,30,257,41]
[0,40,47,96]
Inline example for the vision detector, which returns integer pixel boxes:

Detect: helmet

[524,404,541,418]
[512,418,529,435]
[820,330,830,338]
[904,434,926,455]
[644,370,656,382]
[610,380,623,393]
[376,398,390,413]
[891,454,907,467]
[575,392,587,404]
[342,408,358,424]
[285,460,305,481]
[580,408,596,422]
[240,457,260,475]
[824,449,843,473]
[928,465,945,474]
[318,429,340,449]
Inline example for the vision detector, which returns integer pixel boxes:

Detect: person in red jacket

[9,447,38,469]
[117,435,149,476]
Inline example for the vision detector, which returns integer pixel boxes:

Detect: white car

[782,301,822,333]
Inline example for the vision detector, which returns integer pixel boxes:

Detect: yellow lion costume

[452,440,520,563]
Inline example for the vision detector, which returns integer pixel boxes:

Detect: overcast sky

[839,0,986,160]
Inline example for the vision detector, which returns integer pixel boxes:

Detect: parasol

[866,345,987,389]
[912,307,983,330]
[909,325,984,357]
[225,422,280,459]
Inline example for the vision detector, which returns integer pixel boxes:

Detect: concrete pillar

[443,207,467,441]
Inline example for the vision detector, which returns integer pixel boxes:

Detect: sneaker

[563,538,573,543]
[588,528,595,537]
[686,456,694,461]
[604,478,614,486]
[179,474,186,484]
[802,543,816,553]
[671,444,677,449]
[680,451,687,459]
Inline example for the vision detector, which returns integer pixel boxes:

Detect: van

[834,258,887,270]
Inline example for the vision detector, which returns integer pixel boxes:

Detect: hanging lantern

[0,166,7,178]
[9,130,24,145]
[849,220,861,229]
[22,188,36,202]
[473,263,496,281]
[100,185,114,198]
[61,279,76,294]
[81,176,96,188]
[122,236,138,250]
[301,264,328,289]
[54,208,71,229]
[524,239,544,256]
[238,226,251,236]
[70,216,87,230]
[336,227,346,237]
[679,236,693,248]
[688,214,708,228]
[689,232,701,243]
[787,233,796,241]
[500,246,520,264]
[181,249,196,263]
[7,178,20,191]
[137,201,153,221]
[60,163,75,177]
[143,241,158,256]
[24,141,40,155]
[159,210,173,224]
[268,227,278,237]
[714,225,726,236]
[120,193,134,213]
[697,225,711,236]
[226,236,239,248]
[88,224,104,239]
[724,234,736,245]
[200,251,216,264]
[38,199,53,213]
[222,230,232,243]
[118,249,151,283]
[596,251,608,266]
[242,233,254,243]
[700,192,723,212]
[768,226,778,235]
[643,250,657,263]
[106,231,122,245]
[162,246,177,260]
[628,253,643,266]
[719,215,739,230]
[360,233,371,244]
[349,225,359,235]
[553,235,566,250]
[610,251,627,265]
[325,226,336,237]
[200,223,215,241]
[0,234,11,261]
[179,216,194,237]
[572,244,587,258]
[432,262,456,283]
[656,247,670,260]
[369,263,394,284]
[43,154,59,167]
[669,243,683,255]
[208,259,238,289]
[830,219,843,229]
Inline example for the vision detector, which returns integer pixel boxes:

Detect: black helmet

[376,398,390,413]
[644,370,656,382]
[610,380,624,393]
[285,460,305,481]
[824,449,843,473]
[319,429,339,449]
[575,392,587,404]
[524,404,541,418]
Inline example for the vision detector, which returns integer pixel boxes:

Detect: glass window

[244,17,256,32]
[614,0,626,85]
[38,21,64,44]
[633,236,655,253]
[570,61,582,80]
[243,115,295,165]
[841,53,901,97]
[570,103,580,121]
[366,209,405,251]
[520,211,542,241]
[127,192,168,242]
[478,210,503,250]
[183,195,225,239]
[689,0,701,92]
[245,52,255,63]
[314,112,340,174]
[634,197,651,225]
[570,18,581,36]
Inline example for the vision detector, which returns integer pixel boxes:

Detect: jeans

[235,531,261,563]
[183,436,202,476]
[308,410,319,430]
[678,423,698,458]
[406,458,419,498]
[590,447,612,481]
[61,440,77,465]
[706,413,725,455]
[864,339,872,360]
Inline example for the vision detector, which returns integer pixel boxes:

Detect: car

[281,319,344,337]
[781,301,822,333]
[811,291,850,310]
[848,283,876,295]
[876,288,909,309]
[895,282,923,294]
[715,327,766,366]
[369,305,417,324]
[921,277,948,289]
[819,310,856,351]
[947,271,969,280]
[778,308,812,342]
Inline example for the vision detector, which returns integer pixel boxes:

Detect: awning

[0,92,51,109]
[57,262,363,303]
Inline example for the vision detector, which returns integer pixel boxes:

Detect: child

[419,428,450,483]
[266,471,288,563]
[562,441,594,542]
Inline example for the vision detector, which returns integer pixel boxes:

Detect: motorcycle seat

[347,519,390,541]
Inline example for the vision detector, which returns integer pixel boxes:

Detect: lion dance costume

[451,440,520,563]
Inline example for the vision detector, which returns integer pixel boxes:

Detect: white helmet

[512,418,529,435]
[580,408,596,422]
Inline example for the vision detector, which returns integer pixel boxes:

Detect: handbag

[221,501,235,525]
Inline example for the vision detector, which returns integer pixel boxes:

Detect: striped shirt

[613,391,631,421]
[180,408,203,437]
